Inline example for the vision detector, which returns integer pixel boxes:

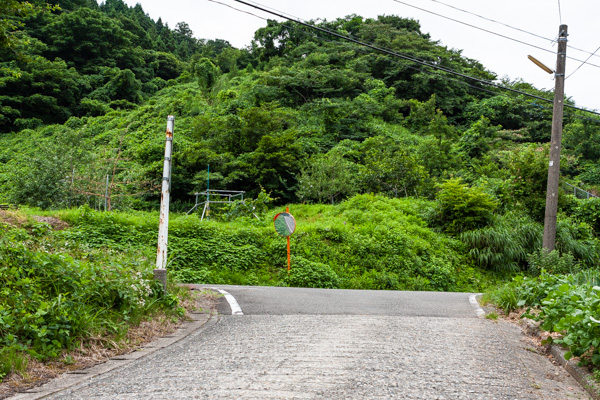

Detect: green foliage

[89,68,142,104]
[555,216,599,267]
[359,135,428,198]
[490,284,522,314]
[498,271,600,367]
[456,116,500,159]
[0,56,86,131]
[48,194,486,293]
[463,93,552,141]
[221,189,274,221]
[284,256,340,289]
[3,126,90,209]
[527,249,578,276]
[563,120,600,162]
[429,178,497,235]
[460,211,541,273]
[193,57,221,89]
[578,162,600,185]
[568,197,600,237]
[297,152,358,204]
[1,7,599,333]
[498,144,550,220]
[0,219,180,377]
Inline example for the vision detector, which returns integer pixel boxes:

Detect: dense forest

[1,0,600,275]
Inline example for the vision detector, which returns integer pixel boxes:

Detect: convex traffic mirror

[273,212,296,237]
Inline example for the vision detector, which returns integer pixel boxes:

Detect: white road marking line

[212,288,243,315]
[469,294,486,318]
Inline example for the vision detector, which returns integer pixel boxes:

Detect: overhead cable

[207,0,268,21]
[429,0,552,42]
[427,0,598,59]
[211,0,600,123]
[227,0,600,116]
[390,0,600,70]
[557,0,563,25]
[567,44,600,80]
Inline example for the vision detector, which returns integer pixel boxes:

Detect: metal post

[286,206,291,272]
[542,25,568,252]
[155,115,174,291]
[206,165,210,220]
[105,174,109,211]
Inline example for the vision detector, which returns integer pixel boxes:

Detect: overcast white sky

[120,0,600,112]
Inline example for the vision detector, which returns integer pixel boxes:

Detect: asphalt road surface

[19,286,591,399]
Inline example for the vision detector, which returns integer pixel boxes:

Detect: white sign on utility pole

[155,115,174,291]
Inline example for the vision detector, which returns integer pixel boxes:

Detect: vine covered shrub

[555,217,599,267]
[568,197,600,234]
[284,256,340,289]
[490,271,600,366]
[55,197,489,292]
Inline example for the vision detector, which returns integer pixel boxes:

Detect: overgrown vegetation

[488,269,600,370]
[0,210,188,385]
[3,0,600,388]
[47,195,492,292]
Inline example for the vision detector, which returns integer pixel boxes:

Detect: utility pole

[155,115,174,291]
[542,25,568,251]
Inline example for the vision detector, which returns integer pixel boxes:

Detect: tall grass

[460,211,541,273]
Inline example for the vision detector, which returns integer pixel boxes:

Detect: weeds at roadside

[485,312,499,321]
[0,284,216,398]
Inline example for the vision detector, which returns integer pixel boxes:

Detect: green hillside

[3,0,600,385]
[1,0,599,270]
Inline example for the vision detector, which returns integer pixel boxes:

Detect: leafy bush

[490,271,600,366]
[528,278,600,366]
[0,241,171,361]
[527,249,579,276]
[0,216,182,380]
[498,144,550,220]
[569,197,600,234]
[53,196,491,293]
[284,256,340,289]
[490,285,521,314]
[429,178,497,235]
[555,217,599,267]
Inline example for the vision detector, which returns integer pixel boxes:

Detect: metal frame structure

[563,182,598,199]
[187,189,246,220]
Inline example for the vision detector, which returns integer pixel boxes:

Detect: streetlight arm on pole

[528,55,554,74]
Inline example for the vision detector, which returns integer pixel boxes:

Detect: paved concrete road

[19,286,591,399]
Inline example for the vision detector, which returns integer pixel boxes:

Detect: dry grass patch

[0,210,28,229]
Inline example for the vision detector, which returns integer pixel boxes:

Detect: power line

[207,0,268,21]
[282,19,600,124]
[428,0,552,43]
[557,0,563,25]
[427,0,598,60]
[390,0,600,70]
[227,0,600,116]
[239,0,299,22]
[217,0,600,124]
[567,44,600,80]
